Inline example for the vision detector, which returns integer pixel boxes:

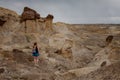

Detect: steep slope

[78,61,120,80]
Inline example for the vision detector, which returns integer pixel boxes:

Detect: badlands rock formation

[0,7,120,80]
[21,7,40,22]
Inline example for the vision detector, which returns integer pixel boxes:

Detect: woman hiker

[32,42,40,66]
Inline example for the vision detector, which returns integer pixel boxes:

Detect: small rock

[0,68,5,74]
[106,35,113,46]
[101,61,107,67]
[12,49,23,53]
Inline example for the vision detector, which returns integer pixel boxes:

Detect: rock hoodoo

[21,7,40,33]
[45,14,54,30]
[20,7,54,33]
[21,7,40,21]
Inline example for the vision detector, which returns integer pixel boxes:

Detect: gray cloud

[0,0,120,24]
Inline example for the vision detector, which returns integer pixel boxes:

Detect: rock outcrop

[106,35,113,46]
[20,7,54,33]
[21,7,40,33]
[0,7,19,26]
[45,14,54,30]
[0,18,6,26]
[21,7,40,22]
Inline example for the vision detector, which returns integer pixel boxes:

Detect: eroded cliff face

[0,7,54,46]
[20,7,54,33]
[0,7,120,80]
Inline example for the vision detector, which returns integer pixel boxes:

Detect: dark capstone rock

[46,14,54,19]
[35,13,40,19]
[21,7,40,22]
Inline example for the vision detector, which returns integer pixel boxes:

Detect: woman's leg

[34,56,37,65]
[36,56,39,64]
[34,56,39,65]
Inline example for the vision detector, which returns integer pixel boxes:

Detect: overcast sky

[0,0,120,24]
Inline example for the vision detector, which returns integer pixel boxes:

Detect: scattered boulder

[106,35,113,46]
[0,68,5,74]
[101,61,107,67]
